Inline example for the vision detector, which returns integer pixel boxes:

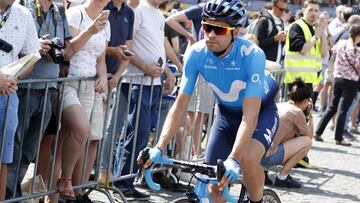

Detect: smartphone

[157,57,163,67]
[101,10,110,20]
[123,49,134,57]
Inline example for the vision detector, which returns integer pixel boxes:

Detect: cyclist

[144,0,279,202]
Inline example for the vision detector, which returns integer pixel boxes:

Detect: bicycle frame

[143,156,238,203]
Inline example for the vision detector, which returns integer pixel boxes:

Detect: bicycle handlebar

[143,156,174,191]
[138,149,238,203]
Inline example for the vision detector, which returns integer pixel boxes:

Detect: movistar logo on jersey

[207,80,247,102]
[240,44,260,57]
[263,116,278,145]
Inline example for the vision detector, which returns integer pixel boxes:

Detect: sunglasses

[274,3,288,13]
[202,22,235,35]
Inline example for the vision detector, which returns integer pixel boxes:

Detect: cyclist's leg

[205,106,241,203]
[204,106,239,165]
[241,104,279,202]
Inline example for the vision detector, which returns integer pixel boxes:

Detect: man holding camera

[6,0,106,197]
[0,0,39,199]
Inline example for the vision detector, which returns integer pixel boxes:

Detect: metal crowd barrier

[1,76,98,203]
[1,67,285,203]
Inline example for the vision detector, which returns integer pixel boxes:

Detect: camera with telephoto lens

[48,37,65,64]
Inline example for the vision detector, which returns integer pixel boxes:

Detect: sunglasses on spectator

[274,3,288,13]
[202,22,235,35]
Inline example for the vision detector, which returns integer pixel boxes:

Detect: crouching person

[261,77,313,188]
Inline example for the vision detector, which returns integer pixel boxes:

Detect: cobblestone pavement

[24,114,360,203]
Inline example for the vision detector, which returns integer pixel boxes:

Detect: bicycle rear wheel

[263,189,281,203]
[170,197,194,203]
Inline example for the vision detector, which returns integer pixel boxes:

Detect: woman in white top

[57,0,110,200]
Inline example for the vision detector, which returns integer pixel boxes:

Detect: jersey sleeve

[244,46,266,98]
[179,46,200,95]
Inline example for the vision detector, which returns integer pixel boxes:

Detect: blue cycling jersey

[180,37,279,111]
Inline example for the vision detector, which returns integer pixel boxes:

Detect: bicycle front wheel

[263,189,281,203]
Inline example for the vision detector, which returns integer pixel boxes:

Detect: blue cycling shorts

[205,103,279,165]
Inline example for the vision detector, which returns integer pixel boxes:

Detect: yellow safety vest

[284,19,322,84]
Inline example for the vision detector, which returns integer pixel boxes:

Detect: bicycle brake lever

[138,148,150,164]
[216,159,238,203]
[137,147,151,178]
[216,159,226,182]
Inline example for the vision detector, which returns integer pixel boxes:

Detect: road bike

[137,148,281,203]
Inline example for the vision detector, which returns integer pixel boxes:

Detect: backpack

[247,16,273,36]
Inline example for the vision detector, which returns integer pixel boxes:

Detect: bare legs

[73,140,99,196]
[58,105,90,199]
[280,136,312,176]
[187,111,208,158]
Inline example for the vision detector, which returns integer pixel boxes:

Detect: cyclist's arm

[229,44,265,161]
[156,93,192,150]
[228,97,261,162]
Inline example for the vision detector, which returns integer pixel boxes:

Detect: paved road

[88,114,360,203]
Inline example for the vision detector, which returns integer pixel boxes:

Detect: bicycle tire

[263,189,281,203]
[169,197,194,203]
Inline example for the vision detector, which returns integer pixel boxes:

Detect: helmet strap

[213,31,234,57]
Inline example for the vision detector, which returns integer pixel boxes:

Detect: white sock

[277,174,288,180]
